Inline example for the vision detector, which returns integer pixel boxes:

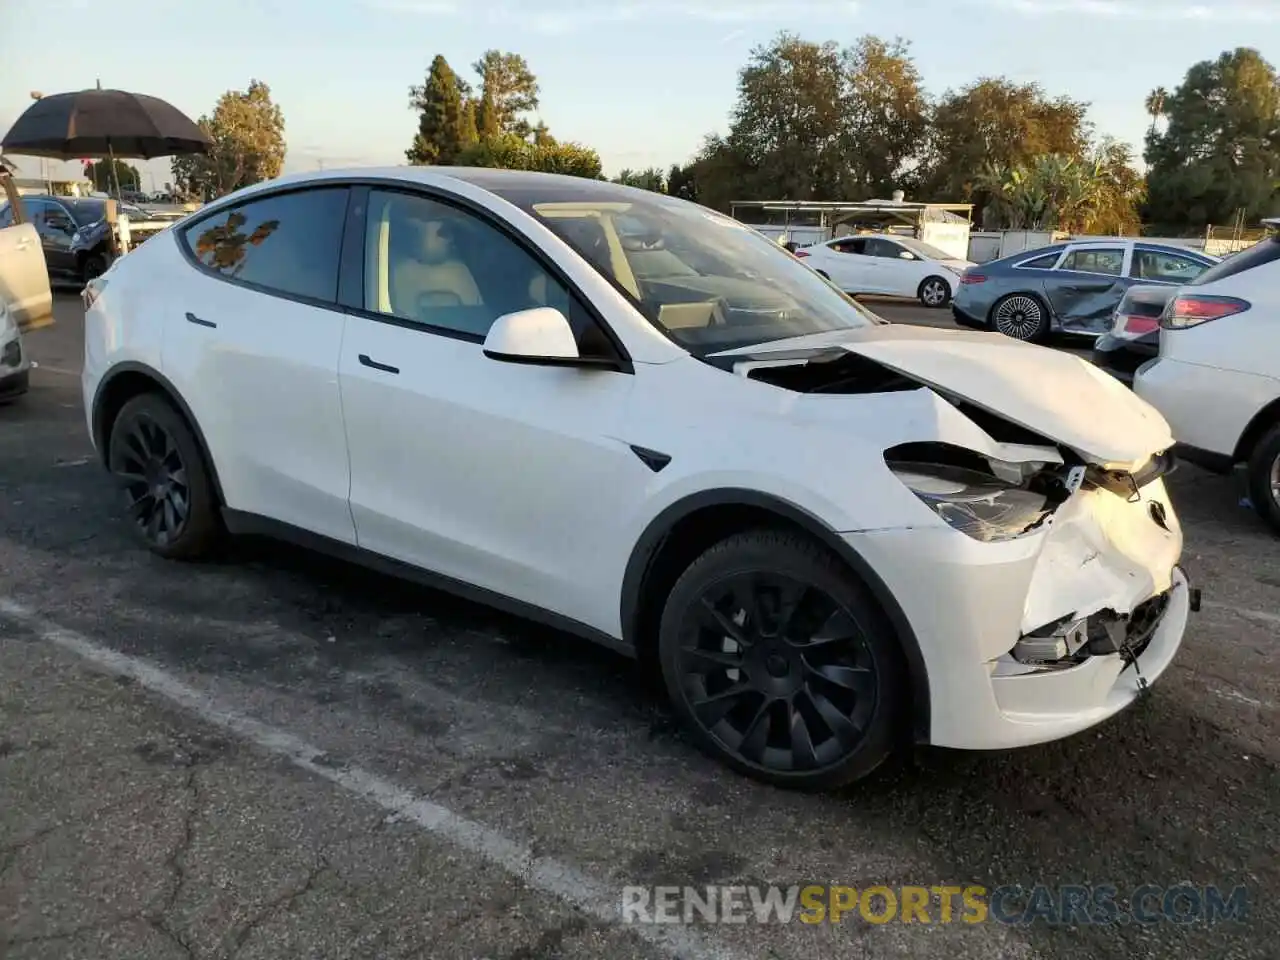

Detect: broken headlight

[886,457,1054,543]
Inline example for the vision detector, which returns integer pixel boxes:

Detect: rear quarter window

[1191,237,1280,286]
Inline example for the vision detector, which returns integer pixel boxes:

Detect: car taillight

[1161,294,1251,329]
[959,273,986,284]
[1118,313,1161,337]
[794,250,810,258]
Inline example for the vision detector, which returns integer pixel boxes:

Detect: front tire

[1246,423,1280,535]
[918,276,951,308]
[657,529,908,790]
[107,393,221,559]
[991,293,1050,342]
[81,253,108,284]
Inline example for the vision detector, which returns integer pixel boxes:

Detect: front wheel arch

[620,489,931,743]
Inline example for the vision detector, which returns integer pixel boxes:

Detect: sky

[2,0,1278,193]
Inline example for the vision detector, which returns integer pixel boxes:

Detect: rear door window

[1060,248,1125,276]
[182,187,350,303]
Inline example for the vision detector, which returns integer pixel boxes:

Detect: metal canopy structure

[729,199,974,229]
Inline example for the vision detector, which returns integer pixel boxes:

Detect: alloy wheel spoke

[791,608,858,649]
[787,696,820,770]
[808,662,874,696]
[737,697,774,763]
[691,683,753,726]
[808,688,862,750]
[681,645,745,672]
[697,597,751,648]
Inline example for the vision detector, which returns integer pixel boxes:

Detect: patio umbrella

[1,85,210,198]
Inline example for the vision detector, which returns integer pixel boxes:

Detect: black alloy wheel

[107,393,221,559]
[659,531,906,789]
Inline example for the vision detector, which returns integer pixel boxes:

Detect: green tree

[456,132,601,178]
[667,163,696,200]
[406,55,473,165]
[921,78,1090,201]
[838,36,930,196]
[83,158,141,192]
[975,140,1142,234]
[472,50,540,139]
[727,34,848,201]
[613,167,667,192]
[1144,47,1280,228]
[171,80,286,201]
[692,33,930,206]
[1145,86,1168,139]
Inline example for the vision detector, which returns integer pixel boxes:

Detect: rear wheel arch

[620,488,931,742]
[92,362,225,506]
[1232,396,1280,464]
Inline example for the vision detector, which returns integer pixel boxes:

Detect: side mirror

[483,307,583,366]
[898,251,915,260]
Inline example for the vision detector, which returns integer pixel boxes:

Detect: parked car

[794,234,975,308]
[1135,222,1280,533]
[1091,284,1178,385]
[0,194,154,284]
[82,168,1192,789]
[953,240,1219,342]
[0,173,54,400]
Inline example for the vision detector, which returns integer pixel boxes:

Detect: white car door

[160,185,357,544]
[812,237,878,293]
[337,186,646,634]
[867,237,925,297]
[0,215,53,332]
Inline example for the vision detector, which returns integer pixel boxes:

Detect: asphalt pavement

[1,295,1277,960]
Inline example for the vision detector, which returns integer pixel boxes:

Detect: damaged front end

[718,327,1198,745]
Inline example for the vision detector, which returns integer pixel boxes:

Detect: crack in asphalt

[225,855,332,958]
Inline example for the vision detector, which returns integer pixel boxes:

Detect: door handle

[358,354,399,374]
[15,237,33,250]
[185,311,216,328]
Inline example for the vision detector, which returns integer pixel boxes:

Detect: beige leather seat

[392,258,482,311]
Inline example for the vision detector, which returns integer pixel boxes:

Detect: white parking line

[29,362,81,377]
[0,597,742,960]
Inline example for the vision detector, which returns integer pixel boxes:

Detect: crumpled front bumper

[844,477,1190,750]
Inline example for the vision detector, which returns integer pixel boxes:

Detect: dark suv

[0,195,151,284]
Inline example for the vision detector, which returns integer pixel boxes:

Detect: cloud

[363,0,860,32]
[977,0,1280,20]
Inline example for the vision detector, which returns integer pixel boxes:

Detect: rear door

[820,237,877,292]
[162,184,358,544]
[0,218,53,332]
[1046,245,1129,334]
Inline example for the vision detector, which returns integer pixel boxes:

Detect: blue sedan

[952,240,1218,342]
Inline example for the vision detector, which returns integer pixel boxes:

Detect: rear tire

[107,393,222,560]
[918,276,951,308]
[656,529,908,791]
[991,293,1050,342]
[1246,423,1280,535]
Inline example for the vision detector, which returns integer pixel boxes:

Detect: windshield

[893,236,955,261]
[61,198,149,226]
[493,185,878,354]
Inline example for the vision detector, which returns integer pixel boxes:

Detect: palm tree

[1145,87,1169,138]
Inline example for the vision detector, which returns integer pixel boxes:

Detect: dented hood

[716,325,1175,466]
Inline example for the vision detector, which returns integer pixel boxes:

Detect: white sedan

[81,167,1191,790]
[795,234,975,307]
[1135,221,1280,534]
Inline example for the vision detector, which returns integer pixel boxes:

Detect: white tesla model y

[81,168,1195,790]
